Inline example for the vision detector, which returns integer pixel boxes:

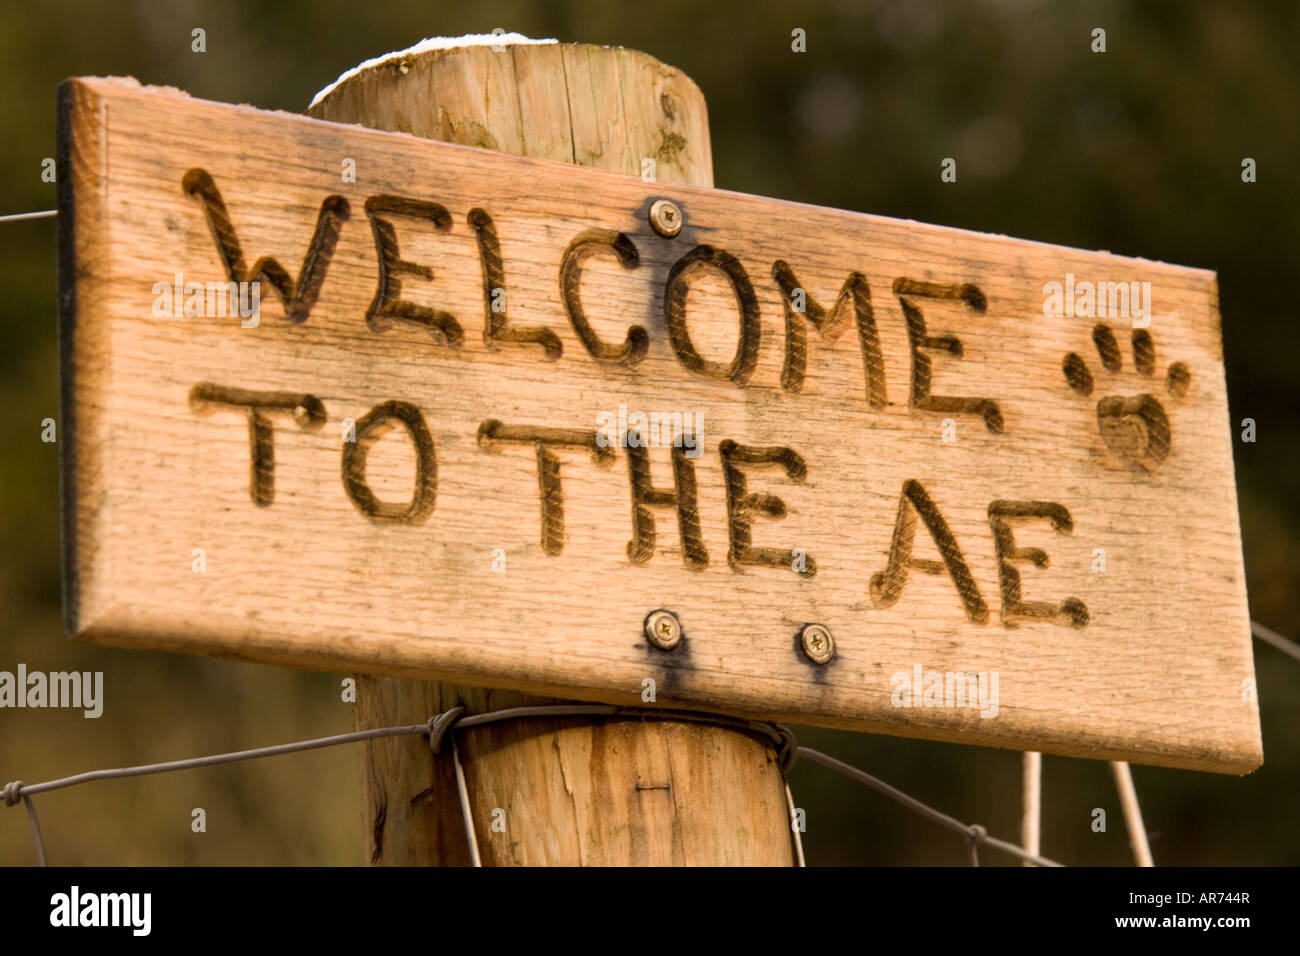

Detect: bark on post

[308,39,794,866]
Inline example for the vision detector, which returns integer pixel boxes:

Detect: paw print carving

[1063,324,1191,470]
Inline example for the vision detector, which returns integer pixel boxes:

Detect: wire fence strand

[1022,751,1042,867]
[0,209,56,223]
[1253,620,1300,663]
[6,620,1292,866]
[5,703,1062,867]
[5,723,431,800]
[1110,760,1154,867]
[795,747,1062,866]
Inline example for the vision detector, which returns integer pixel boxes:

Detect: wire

[1110,761,1154,867]
[4,704,1060,867]
[1253,620,1300,663]
[785,782,806,867]
[450,736,481,867]
[0,209,56,223]
[794,747,1063,867]
[1022,751,1042,867]
[8,723,431,799]
[11,614,1295,865]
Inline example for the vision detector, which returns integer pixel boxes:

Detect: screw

[644,609,682,650]
[648,199,683,238]
[799,623,835,665]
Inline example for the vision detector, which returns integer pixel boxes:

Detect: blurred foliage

[1,0,1296,865]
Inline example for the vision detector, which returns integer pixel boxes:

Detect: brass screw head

[800,623,835,665]
[649,199,683,238]
[645,609,682,650]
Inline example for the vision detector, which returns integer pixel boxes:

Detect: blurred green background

[1,0,1296,865]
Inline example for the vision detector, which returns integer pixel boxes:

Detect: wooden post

[307,39,794,866]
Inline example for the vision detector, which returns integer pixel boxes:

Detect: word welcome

[0,664,102,718]
[181,168,1006,430]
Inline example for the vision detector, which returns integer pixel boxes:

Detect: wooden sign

[57,76,1261,773]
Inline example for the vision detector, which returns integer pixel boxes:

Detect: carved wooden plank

[57,75,1261,773]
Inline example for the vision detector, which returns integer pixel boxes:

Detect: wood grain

[57,73,1260,773]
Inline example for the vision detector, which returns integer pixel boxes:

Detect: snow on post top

[309,34,560,108]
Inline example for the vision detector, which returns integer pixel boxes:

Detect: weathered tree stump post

[308,38,794,866]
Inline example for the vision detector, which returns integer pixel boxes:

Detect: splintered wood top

[57,76,1261,773]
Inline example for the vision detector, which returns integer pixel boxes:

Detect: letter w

[182,168,350,324]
